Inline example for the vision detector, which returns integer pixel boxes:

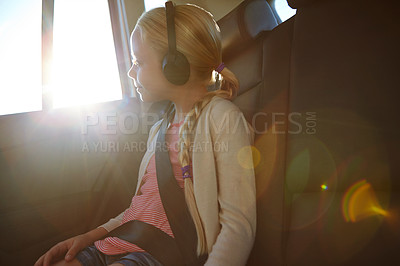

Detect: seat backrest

[218,1,289,265]
[219,0,400,264]
[218,0,278,121]
[283,0,400,264]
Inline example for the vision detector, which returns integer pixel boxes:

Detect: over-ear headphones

[162,1,190,86]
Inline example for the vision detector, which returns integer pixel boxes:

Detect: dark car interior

[0,0,399,265]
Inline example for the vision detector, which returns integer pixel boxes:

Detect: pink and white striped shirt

[94,121,188,255]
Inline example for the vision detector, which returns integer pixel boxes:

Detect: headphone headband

[162,1,190,85]
[165,1,177,54]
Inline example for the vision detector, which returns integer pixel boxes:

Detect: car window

[0,0,124,115]
[273,0,296,22]
[0,0,42,115]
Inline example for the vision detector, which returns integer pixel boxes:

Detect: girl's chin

[137,92,149,102]
[136,87,143,95]
[136,87,148,102]
[136,88,159,103]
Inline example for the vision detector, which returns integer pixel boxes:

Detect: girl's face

[128,30,171,102]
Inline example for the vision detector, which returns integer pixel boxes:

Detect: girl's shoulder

[204,96,242,117]
[200,96,253,136]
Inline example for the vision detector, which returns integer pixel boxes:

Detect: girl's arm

[205,102,257,266]
[98,209,126,232]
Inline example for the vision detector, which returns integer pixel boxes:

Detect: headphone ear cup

[162,51,190,86]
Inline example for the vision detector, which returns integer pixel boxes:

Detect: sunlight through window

[274,0,296,22]
[52,0,122,108]
[0,0,42,115]
[144,0,166,11]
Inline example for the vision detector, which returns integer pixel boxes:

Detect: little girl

[35,2,256,266]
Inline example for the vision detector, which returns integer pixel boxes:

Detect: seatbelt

[106,220,183,265]
[106,112,206,265]
[155,111,203,265]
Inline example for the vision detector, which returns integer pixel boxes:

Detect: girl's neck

[170,83,208,124]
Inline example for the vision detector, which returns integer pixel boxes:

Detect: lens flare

[237,145,261,169]
[320,184,328,191]
[342,179,388,222]
[251,146,261,168]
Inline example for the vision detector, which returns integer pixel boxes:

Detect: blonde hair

[136,4,239,255]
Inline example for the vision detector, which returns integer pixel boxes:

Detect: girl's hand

[34,233,91,266]
[34,227,108,266]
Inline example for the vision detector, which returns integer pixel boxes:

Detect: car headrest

[287,0,319,9]
[218,0,278,58]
